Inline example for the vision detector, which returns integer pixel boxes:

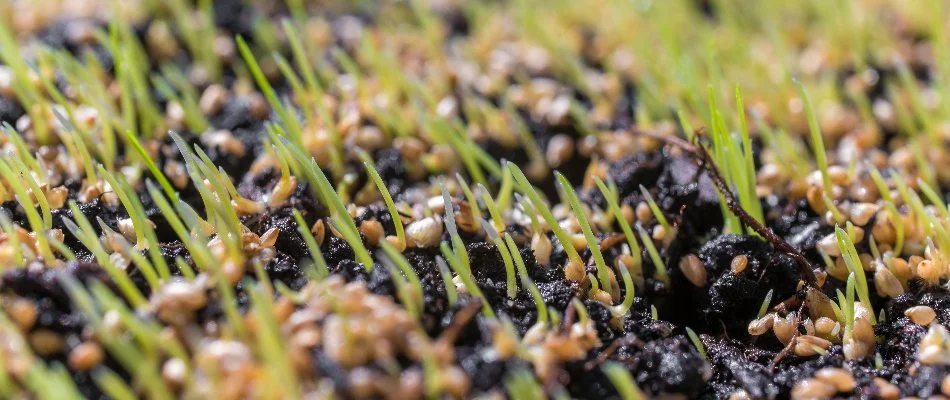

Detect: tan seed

[850,203,879,226]
[564,259,586,283]
[730,255,749,274]
[917,259,942,284]
[68,342,104,371]
[905,305,937,326]
[268,176,297,207]
[570,233,588,252]
[853,317,875,344]
[260,227,280,248]
[312,219,326,247]
[873,377,899,400]
[199,84,228,116]
[747,314,774,336]
[29,330,65,356]
[773,312,797,344]
[814,367,856,392]
[791,378,836,400]
[679,254,707,287]
[442,366,471,398]
[874,266,904,298]
[7,298,37,331]
[942,374,950,396]
[635,202,651,224]
[531,233,552,267]
[589,289,613,305]
[360,220,384,247]
[405,217,443,248]
[814,317,838,338]
[794,335,832,357]
[545,134,575,168]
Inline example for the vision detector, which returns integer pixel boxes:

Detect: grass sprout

[594,177,643,270]
[360,151,406,249]
[507,163,582,266]
[292,209,329,280]
[602,363,646,400]
[757,289,774,319]
[378,241,425,320]
[685,327,708,361]
[835,226,875,325]
[506,369,545,400]
[637,184,672,236]
[636,224,669,284]
[482,220,518,298]
[273,134,373,269]
[436,255,459,306]
[795,80,842,219]
[558,172,612,295]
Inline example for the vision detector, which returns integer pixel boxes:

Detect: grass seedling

[237,36,304,148]
[273,134,373,269]
[795,80,842,219]
[246,284,301,398]
[866,162,904,254]
[477,183,506,233]
[0,158,53,260]
[292,209,329,280]
[481,220,517,298]
[440,185,495,317]
[836,226,875,324]
[506,369,545,400]
[167,0,219,80]
[507,163,584,272]
[557,172,612,295]
[94,369,139,400]
[0,24,49,143]
[441,241,494,318]
[456,173,484,225]
[685,327,708,361]
[594,177,642,270]
[435,256,458,306]
[280,20,345,177]
[378,241,425,319]
[706,86,764,232]
[611,259,635,317]
[757,289,774,319]
[152,70,209,133]
[125,130,177,200]
[638,184,672,236]
[891,172,933,238]
[2,155,51,230]
[602,363,645,400]
[505,231,553,329]
[636,224,669,284]
[360,151,406,249]
[836,273,857,346]
[0,213,22,266]
[61,203,147,309]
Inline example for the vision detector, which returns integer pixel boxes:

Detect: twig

[438,300,482,345]
[631,128,817,287]
[585,335,643,370]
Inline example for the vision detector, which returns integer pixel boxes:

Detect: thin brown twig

[438,300,482,345]
[584,335,643,370]
[631,127,817,287]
